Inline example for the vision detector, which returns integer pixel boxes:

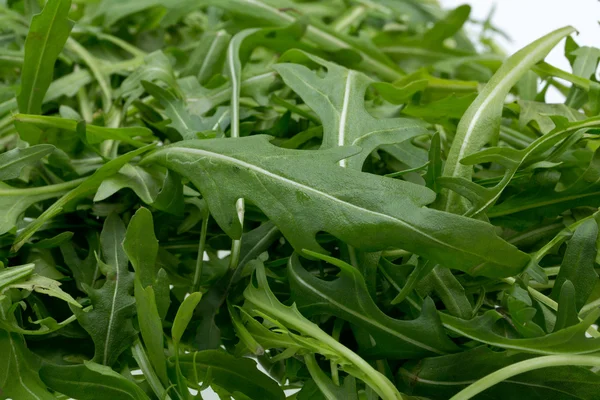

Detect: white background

[440,0,600,74]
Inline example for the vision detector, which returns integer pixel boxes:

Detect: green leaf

[123,207,158,288]
[505,295,546,338]
[14,114,153,148]
[123,207,169,318]
[93,0,164,27]
[60,234,100,292]
[117,51,178,105]
[243,261,402,400]
[176,350,285,400]
[94,164,162,204]
[194,221,281,350]
[441,115,600,217]
[152,170,185,216]
[172,291,203,346]
[0,329,55,400]
[422,5,471,47]
[441,308,600,354]
[204,0,402,81]
[30,231,74,248]
[441,26,576,213]
[551,218,599,310]
[39,361,150,400]
[399,346,600,399]
[304,354,358,400]
[17,0,74,115]
[13,144,155,251]
[74,214,137,366]
[289,252,458,359]
[390,259,434,305]
[134,280,168,386]
[0,179,77,236]
[275,50,429,169]
[418,266,472,319]
[554,280,580,332]
[183,30,231,84]
[0,294,77,336]
[0,263,35,291]
[229,301,264,356]
[518,100,584,134]
[144,135,529,277]
[3,273,80,307]
[142,80,213,140]
[0,144,55,180]
[402,93,476,121]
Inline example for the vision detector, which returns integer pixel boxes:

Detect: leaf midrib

[290,261,448,354]
[165,146,510,265]
[103,228,122,365]
[24,2,63,114]
[0,147,52,176]
[398,368,593,398]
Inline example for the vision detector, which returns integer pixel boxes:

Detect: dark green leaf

[73,214,137,366]
[40,361,150,400]
[144,136,529,277]
[17,0,73,115]
[176,350,285,400]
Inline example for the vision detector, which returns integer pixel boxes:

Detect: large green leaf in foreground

[143,135,529,277]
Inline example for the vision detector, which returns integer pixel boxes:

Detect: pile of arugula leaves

[2,0,600,399]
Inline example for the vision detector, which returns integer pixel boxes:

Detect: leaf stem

[66,37,112,112]
[192,209,209,292]
[131,339,173,400]
[449,355,600,400]
[0,177,85,196]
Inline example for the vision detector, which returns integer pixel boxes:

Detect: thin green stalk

[499,125,532,149]
[450,355,600,400]
[131,339,172,400]
[301,321,402,400]
[332,5,366,32]
[228,234,243,270]
[0,177,85,196]
[192,210,209,292]
[533,62,593,91]
[530,215,595,266]
[77,85,93,122]
[330,319,344,386]
[66,37,112,112]
[385,162,430,178]
[74,28,147,58]
[304,354,339,400]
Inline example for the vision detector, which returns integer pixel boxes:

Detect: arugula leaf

[289,252,457,359]
[399,346,600,399]
[17,0,73,115]
[74,214,137,366]
[40,361,150,400]
[144,135,529,277]
[176,350,285,400]
[551,218,599,310]
[441,26,576,213]
[0,144,54,180]
[12,144,155,251]
[275,50,429,169]
[2,1,600,398]
[0,330,55,399]
[244,261,401,400]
